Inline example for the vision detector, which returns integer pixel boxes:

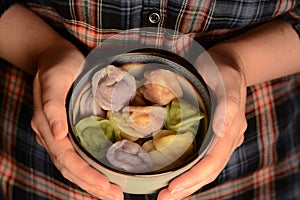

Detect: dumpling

[92,65,136,111]
[106,139,153,173]
[139,69,183,105]
[143,131,195,170]
[74,116,119,159]
[166,98,205,134]
[122,106,167,136]
[108,106,167,140]
[79,86,105,118]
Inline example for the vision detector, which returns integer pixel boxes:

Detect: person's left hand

[158,49,248,200]
[30,42,124,200]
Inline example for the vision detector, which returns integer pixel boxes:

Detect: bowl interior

[68,50,214,175]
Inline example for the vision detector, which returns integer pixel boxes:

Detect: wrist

[195,45,246,98]
[208,19,300,86]
[207,44,245,75]
[37,39,84,67]
[37,40,84,82]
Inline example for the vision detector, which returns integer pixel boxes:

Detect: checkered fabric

[1,0,300,199]
[1,1,299,49]
[1,60,299,200]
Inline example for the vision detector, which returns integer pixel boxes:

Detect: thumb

[212,94,240,137]
[43,95,69,140]
[38,68,76,140]
[211,67,245,137]
[35,43,84,140]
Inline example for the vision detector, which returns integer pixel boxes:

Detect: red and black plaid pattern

[1,0,296,49]
[1,0,300,199]
[1,62,299,200]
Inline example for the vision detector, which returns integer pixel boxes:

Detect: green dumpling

[165,98,205,134]
[74,116,120,159]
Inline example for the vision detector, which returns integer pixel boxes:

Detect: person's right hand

[30,41,124,200]
[158,47,248,200]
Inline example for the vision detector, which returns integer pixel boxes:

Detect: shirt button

[148,12,161,24]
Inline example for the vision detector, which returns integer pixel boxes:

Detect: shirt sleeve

[279,4,300,37]
[0,0,18,17]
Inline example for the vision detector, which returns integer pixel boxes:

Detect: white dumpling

[79,87,105,118]
[92,65,136,111]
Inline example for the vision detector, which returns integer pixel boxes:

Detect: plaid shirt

[1,0,300,49]
[1,0,300,200]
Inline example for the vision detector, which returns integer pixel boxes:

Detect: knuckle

[203,155,225,173]
[206,171,220,184]
[242,119,248,132]
[30,117,40,134]
[237,135,244,147]
[54,154,71,179]
[60,167,71,180]
[55,151,66,166]
[35,135,43,146]
[42,98,65,122]
[88,187,105,199]
[237,120,247,147]
[42,98,59,113]
[226,96,240,113]
[30,119,37,132]
[54,149,73,170]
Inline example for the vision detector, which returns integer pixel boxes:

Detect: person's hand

[158,48,248,200]
[30,41,124,200]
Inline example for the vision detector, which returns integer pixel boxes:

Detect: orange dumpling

[139,69,183,105]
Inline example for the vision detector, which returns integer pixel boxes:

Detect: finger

[36,133,123,200]
[64,170,123,200]
[212,67,243,137]
[159,124,246,200]
[158,166,221,200]
[35,44,84,139]
[35,116,116,196]
[158,174,214,200]
[167,145,232,194]
[31,75,113,191]
[35,134,45,147]
[31,71,52,133]
[53,140,124,199]
[161,113,247,199]
[158,143,234,200]
[36,120,112,192]
[32,71,69,141]
[55,142,111,190]
[212,96,238,137]
[195,54,244,137]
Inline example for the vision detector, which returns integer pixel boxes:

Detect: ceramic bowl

[67,49,216,194]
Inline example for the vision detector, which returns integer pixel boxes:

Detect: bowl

[67,49,216,194]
